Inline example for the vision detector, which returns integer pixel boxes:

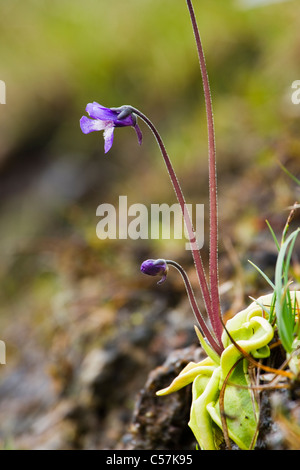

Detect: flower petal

[86,102,118,121]
[103,125,115,153]
[134,123,143,145]
[80,116,107,134]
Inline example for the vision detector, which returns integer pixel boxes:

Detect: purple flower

[140,259,169,285]
[80,102,142,153]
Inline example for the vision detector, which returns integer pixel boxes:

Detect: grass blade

[248,260,275,290]
[274,228,300,352]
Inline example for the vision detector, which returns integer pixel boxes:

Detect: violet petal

[86,102,118,121]
[134,123,143,146]
[103,126,115,153]
[80,116,107,134]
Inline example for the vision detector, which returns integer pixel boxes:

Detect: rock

[123,345,205,450]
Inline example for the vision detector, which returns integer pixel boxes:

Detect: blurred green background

[0,0,299,449]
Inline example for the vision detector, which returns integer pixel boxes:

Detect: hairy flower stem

[166,260,223,355]
[186,0,222,343]
[129,106,222,353]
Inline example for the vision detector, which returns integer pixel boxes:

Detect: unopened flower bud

[140,259,169,285]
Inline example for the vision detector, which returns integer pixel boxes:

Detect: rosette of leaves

[157,290,300,450]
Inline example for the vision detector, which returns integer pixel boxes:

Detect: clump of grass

[250,206,300,355]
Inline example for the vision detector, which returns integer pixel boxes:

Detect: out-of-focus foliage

[0,0,299,449]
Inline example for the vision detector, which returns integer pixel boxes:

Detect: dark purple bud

[140,259,168,285]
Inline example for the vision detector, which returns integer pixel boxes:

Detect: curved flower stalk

[141,258,222,356]
[129,105,223,352]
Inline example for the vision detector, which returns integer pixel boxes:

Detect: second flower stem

[131,106,222,353]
